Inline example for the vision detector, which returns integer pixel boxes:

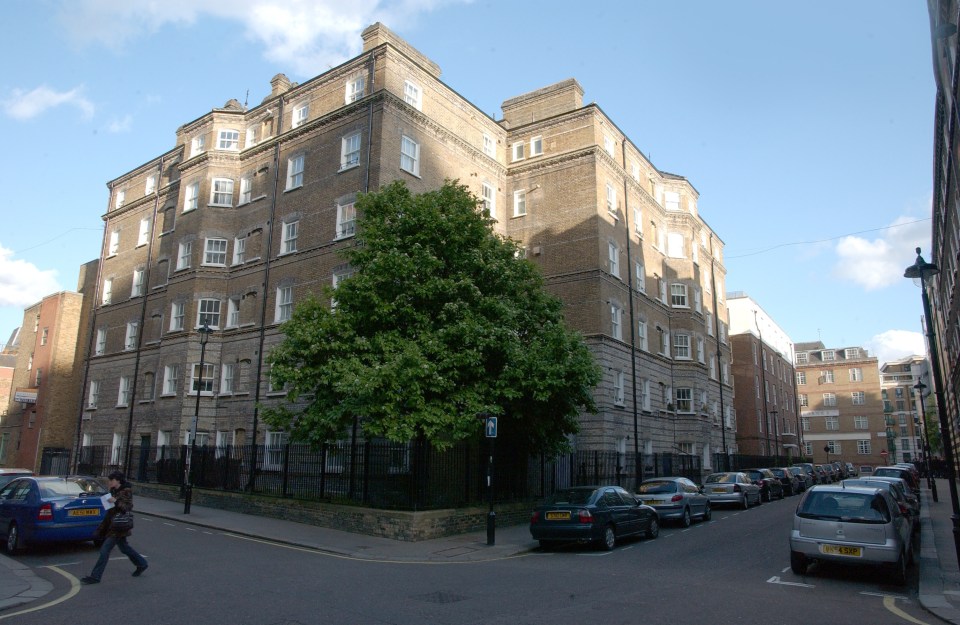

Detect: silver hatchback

[789,485,913,585]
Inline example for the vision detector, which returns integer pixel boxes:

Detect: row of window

[795,348,862,365]
[796,367,863,385]
[609,374,731,423]
[86,358,282,410]
[801,415,873,431]
[798,391,867,407]
[803,440,874,456]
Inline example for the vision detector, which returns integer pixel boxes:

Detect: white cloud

[1,85,94,121]
[106,114,133,133]
[832,215,931,290]
[57,0,469,77]
[864,329,926,366]
[0,246,62,309]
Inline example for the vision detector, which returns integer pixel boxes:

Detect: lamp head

[904,247,940,282]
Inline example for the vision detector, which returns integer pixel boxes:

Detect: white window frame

[513,190,526,217]
[530,136,543,156]
[137,218,151,246]
[108,230,120,256]
[95,328,106,356]
[635,261,646,293]
[218,129,240,151]
[131,268,144,297]
[670,283,689,308]
[606,184,617,215]
[162,365,179,396]
[275,286,294,323]
[220,364,235,395]
[190,363,215,396]
[346,75,365,103]
[197,298,221,329]
[336,201,356,239]
[610,305,622,341]
[265,431,287,470]
[176,241,192,270]
[823,393,837,407]
[102,278,113,305]
[170,302,185,331]
[614,370,625,406]
[852,391,865,405]
[676,387,693,413]
[145,175,156,196]
[511,142,525,162]
[608,242,620,278]
[239,176,252,205]
[403,80,422,110]
[849,367,863,382]
[603,135,614,156]
[638,320,648,351]
[115,189,125,209]
[184,181,199,212]
[340,132,361,170]
[210,178,234,207]
[481,183,496,220]
[203,238,228,266]
[124,322,138,351]
[483,134,495,157]
[286,154,304,190]
[117,376,132,407]
[232,237,246,265]
[281,221,298,255]
[227,297,240,328]
[87,380,100,408]
[673,333,691,360]
[292,102,309,128]
[400,135,420,176]
[633,207,643,237]
[111,434,125,464]
[190,135,205,157]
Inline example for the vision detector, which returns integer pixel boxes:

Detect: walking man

[82,470,148,584]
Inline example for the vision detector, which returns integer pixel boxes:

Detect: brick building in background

[794,342,887,469]
[727,293,800,460]
[879,355,928,464]
[0,261,97,471]
[81,24,733,477]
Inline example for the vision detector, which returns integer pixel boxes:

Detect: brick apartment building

[81,23,733,471]
[0,262,97,472]
[727,293,800,459]
[794,342,888,469]
[879,355,928,465]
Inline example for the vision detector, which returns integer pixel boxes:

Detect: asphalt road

[1,495,939,625]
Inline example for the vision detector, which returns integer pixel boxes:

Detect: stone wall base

[135,483,533,542]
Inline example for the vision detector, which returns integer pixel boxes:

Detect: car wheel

[763,489,770,503]
[741,494,749,510]
[702,503,712,522]
[790,550,807,575]
[890,550,908,586]
[646,517,659,539]
[779,488,785,500]
[681,507,692,528]
[599,525,616,551]
[5,523,20,554]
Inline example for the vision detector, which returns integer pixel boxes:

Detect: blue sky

[0,1,934,364]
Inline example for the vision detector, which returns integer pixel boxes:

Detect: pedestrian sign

[485,416,498,438]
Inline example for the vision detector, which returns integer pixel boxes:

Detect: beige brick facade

[81,23,733,468]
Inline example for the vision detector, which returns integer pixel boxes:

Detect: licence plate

[545,511,571,520]
[644,500,660,506]
[68,509,101,517]
[820,544,862,557]
[712,488,726,493]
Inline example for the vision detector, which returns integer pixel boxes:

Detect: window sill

[182,207,197,214]
[201,263,227,268]
[85,407,97,411]
[265,392,288,398]
[106,253,117,259]
[283,185,303,194]
[400,168,421,179]
[208,203,233,209]
[138,399,155,405]
[339,163,360,173]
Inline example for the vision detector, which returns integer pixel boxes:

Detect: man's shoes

[81,577,100,584]
[133,565,148,577]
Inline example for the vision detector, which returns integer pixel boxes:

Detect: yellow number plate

[644,500,660,506]
[712,488,726,493]
[545,511,571,520]
[68,509,101,517]
[820,544,862,557]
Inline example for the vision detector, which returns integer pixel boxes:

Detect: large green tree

[263,180,600,454]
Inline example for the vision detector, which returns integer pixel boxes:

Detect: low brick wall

[134,483,532,541]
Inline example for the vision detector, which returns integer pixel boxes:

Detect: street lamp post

[905,247,960,566]
[184,323,213,514]
[914,380,938,501]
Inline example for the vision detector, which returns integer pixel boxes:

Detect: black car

[530,485,659,550]
[744,468,784,502]
[770,467,800,496]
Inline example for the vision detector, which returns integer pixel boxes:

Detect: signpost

[484,415,497,546]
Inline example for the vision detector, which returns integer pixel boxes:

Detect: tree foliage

[263,180,600,454]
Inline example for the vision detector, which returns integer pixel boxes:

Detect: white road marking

[767,575,814,588]
[861,591,909,601]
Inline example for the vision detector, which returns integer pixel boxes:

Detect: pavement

[1,479,960,621]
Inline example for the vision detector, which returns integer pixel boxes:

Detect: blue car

[0,476,107,553]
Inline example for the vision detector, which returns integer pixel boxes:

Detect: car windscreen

[637,481,677,494]
[770,469,786,477]
[545,489,595,505]
[38,479,105,498]
[705,473,737,483]
[797,491,890,523]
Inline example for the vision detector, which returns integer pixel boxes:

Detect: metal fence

[75,441,790,511]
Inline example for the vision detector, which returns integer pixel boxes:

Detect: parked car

[843,477,919,534]
[845,462,858,478]
[790,484,914,585]
[873,466,920,495]
[744,468,784,502]
[794,463,820,484]
[789,466,814,492]
[529,485,659,550]
[0,469,33,489]
[813,465,831,483]
[636,477,711,527]
[832,462,847,480]
[770,467,800,496]
[702,472,761,509]
[0,476,107,553]
[860,465,874,475]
